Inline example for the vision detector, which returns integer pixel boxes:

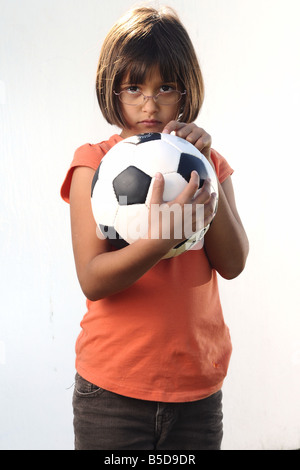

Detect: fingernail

[155,172,162,180]
[162,128,169,134]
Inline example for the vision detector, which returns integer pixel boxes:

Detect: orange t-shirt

[61,134,233,402]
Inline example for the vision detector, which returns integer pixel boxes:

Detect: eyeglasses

[113,89,186,106]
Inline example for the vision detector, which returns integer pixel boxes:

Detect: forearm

[204,178,249,279]
[81,237,172,301]
[70,167,170,301]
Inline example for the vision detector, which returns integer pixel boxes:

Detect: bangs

[124,59,178,87]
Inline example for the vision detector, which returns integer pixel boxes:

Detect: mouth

[138,120,162,127]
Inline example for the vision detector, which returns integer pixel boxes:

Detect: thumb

[150,172,165,205]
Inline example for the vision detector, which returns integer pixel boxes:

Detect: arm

[69,165,216,301]
[163,122,249,279]
[69,167,166,301]
[204,175,249,279]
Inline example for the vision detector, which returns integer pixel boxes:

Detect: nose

[141,95,159,113]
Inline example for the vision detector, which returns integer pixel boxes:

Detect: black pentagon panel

[91,163,101,197]
[136,132,161,144]
[124,133,161,146]
[100,225,129,249]
[178,153,208,189]
[113,166,151,205]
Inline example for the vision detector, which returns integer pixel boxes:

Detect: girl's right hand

[148,171,217,251]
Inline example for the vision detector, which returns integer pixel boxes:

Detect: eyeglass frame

[113,89,187,106]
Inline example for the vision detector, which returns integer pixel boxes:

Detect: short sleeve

[60,134,123,203]
[60,144,105,203]
[210,148,234,184]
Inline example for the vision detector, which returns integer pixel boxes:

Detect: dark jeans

[73,373,223,450]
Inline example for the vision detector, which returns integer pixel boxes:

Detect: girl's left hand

[162,121,212,161]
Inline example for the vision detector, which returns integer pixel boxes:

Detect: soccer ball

[91,132,218,259]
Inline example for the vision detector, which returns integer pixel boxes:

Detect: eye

[126,86,140,94]
[160,85,175,93]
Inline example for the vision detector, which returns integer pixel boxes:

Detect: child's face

[118,66,183,138]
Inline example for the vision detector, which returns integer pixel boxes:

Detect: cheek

[120,105,136,127]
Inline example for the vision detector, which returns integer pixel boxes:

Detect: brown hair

[96,6,204,128]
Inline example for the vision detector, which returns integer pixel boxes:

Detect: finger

[175,123,198,141]
[194,179,213,204]
[194,135,212,157]
[195,132,211,149]
[176,170,200,203]
[150,172,165,205]
[176,126,211,154]
[162,121,186,134]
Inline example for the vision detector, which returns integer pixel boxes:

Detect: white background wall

[1,0,299,450]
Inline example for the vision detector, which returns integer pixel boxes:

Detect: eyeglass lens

[118,90,183,105]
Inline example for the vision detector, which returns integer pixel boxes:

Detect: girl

[61,6,249,450]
